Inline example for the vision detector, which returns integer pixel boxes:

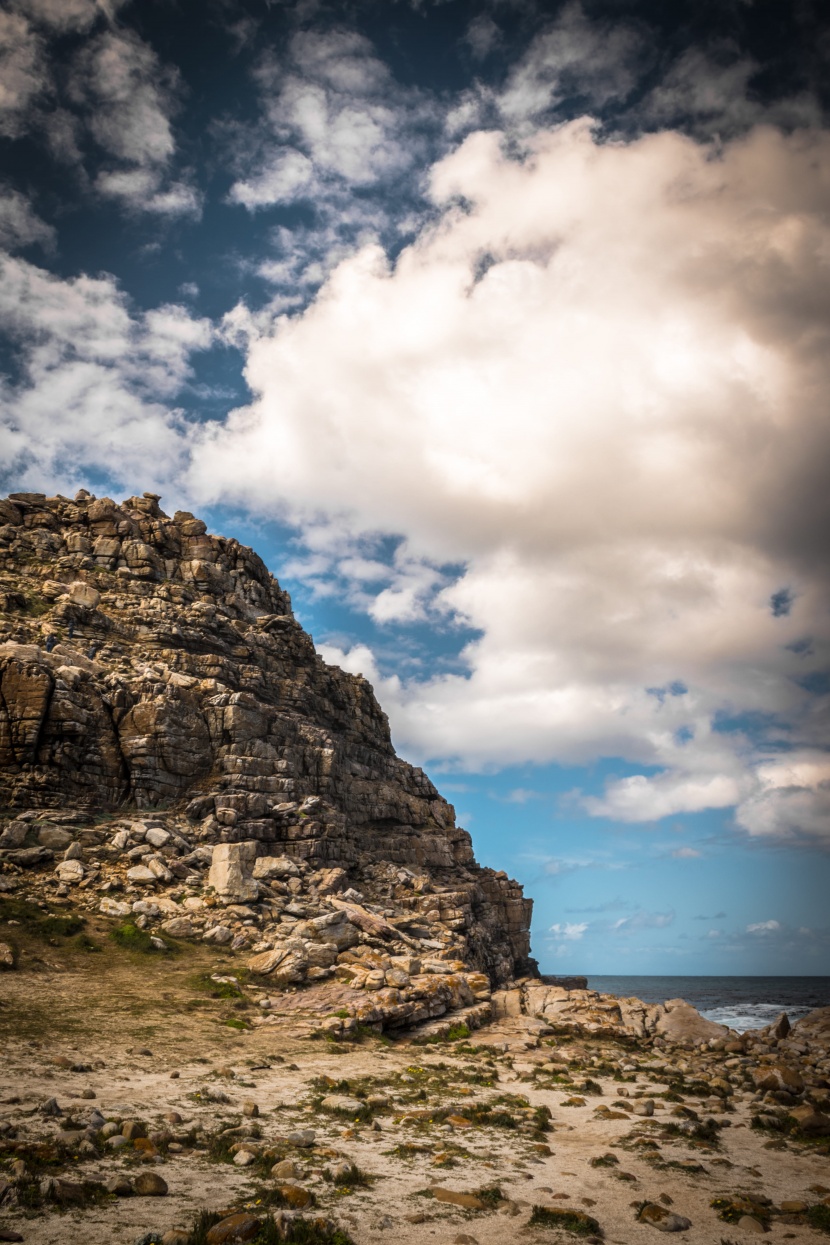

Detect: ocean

[586,975,830,1033]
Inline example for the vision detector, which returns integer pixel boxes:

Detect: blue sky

[1,0,829,974]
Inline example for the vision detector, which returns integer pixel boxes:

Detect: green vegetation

[711,1196,771,1228]
[529,1205,603,1236]
[1,896,85,940]
[110,922,158,953]
[476,1185,504,1207]
[189,970,248,999]
[807,1204,830,1234]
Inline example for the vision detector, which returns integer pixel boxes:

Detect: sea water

[587,976,830,1032]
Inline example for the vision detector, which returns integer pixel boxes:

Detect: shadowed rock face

[0,490,534,984]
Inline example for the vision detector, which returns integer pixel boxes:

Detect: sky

[1,0,829,976]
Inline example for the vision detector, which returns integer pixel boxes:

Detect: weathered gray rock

[208,842,259,903]
[126,864,156,884]
[161,916,199,938]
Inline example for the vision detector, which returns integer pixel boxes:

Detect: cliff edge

[0,488,534,1009]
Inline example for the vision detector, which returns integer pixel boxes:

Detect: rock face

[0,490,533,984]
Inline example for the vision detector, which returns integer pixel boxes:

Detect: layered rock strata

[0,490,533,989]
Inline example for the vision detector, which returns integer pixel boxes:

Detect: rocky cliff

[0,489,533,992]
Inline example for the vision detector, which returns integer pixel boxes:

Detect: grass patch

[183,1209,222,1245]
[529,1205,603,1236]
[1,897,85,940]
[807,1204,830,1234]
[476,1185,504,1208]
[224,1016,251,1031]
[110,922,158,953]
[39,913,86,938]
[189,970,247,1000]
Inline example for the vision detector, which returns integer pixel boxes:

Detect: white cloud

[0,189,54,250]
[0,9,45,137]
[230,150,314,210]
[613,911,675,931]
[72,30,176,166]
[465,15,502,61]
[497,3,646,123]
[0,254,211,493]
[230,28,418,213]
[549,921,588,940]
[189,119,830,845]
[672,846,702,859]
[68,29,198,217]
[13,0,127,34]
[640,48,822,136]
[746,919,781,934]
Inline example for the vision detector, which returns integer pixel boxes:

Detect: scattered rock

[105,1175,134,1196]
[132,1172,168,1196]
[205,1215,261,1245]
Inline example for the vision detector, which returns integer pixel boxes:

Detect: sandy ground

[1,923,829,1245]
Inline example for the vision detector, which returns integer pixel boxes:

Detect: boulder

[654,999,729,1047]
[208,842,259,903]
[68,581,101,610]
[751,1064,804,1093]
[788,1105,830,1135]
[252,855,299,880]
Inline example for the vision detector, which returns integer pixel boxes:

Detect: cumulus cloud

[189,118,830,844]
[0,254,211,493]
[746,919,781,934]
